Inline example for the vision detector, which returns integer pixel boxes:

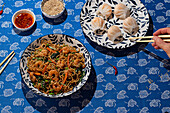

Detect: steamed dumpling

[107,25,122,42]
[114,3,130,19]
[123,17,139,35]
[91,17,105,34]
[96,3,112,19]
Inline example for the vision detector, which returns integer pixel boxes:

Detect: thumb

[153,36,167,50]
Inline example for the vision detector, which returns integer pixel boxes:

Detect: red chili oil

[14,13,34,29]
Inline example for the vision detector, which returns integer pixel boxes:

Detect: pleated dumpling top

[96,3,112,19]
[123,17,139,35]
[91,17,105,33]
[107,25,122,42]
[114,3,130,19]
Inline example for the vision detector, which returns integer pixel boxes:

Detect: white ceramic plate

[80,0,150,49]
[20,34,91,98]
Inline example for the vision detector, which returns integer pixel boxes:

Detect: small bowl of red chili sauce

[12,9,36,31]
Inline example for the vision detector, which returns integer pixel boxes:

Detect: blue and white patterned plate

[20,34,91,98]
[80,0,150,49]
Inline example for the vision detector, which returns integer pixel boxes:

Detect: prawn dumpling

[91,17,105,35]
[96,3,112,19]
[107,25,123,43]
[123,17,139,35]
[114,3,130,19]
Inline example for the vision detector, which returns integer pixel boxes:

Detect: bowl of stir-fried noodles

[20,34,91,98]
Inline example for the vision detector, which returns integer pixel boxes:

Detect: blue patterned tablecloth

[0,0,170,113]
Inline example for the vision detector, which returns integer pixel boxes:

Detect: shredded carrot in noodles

[27,40,85,95]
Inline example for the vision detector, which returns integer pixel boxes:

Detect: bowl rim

[41,0,65,17]
[12,9,36,31]
[19,34,92,98]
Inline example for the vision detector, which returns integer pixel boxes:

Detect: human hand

[151,27,170,58]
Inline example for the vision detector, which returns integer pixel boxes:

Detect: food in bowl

[12,9,35,31]
[27,40,85,95]
[42,0,64,16]
[14,13,34,29]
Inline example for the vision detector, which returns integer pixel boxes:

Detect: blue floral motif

[0,0,169,113]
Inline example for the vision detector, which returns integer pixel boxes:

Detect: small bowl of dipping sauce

[12,9,36,31]
[41,0,65,19]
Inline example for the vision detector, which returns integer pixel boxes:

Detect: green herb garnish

[49,46,56,50]
[60,82,66,86]
[49,79,51,84]
[65,67,69,70]
[56,58,59,61]
[41,81,44,88]
[51,52,60,59]
[39,49,42,51]
[49,89,55,92]
[49,93,54,95]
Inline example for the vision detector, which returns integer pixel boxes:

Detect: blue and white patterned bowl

[80,0,150,49]
[20,34,91,98]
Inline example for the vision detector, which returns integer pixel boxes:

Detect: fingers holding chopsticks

[153,27,170,36]
[130,27,170,58]
[152,27,170,58]
[152,36,165,49]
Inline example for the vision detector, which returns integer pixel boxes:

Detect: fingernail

[154,36,160,39]
[153,36,157,40]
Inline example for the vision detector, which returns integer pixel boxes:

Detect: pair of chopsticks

[129,35,170,42]
[0,51,15,75]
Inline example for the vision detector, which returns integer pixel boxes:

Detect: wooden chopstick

[0,51,14,67]
[0,51,15,75]
[137,39,170,42]
[129,35,170,40]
